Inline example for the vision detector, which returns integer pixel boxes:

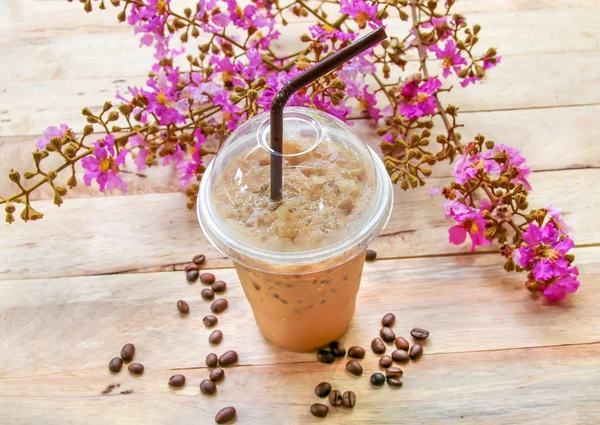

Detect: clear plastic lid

[198,107,393,271]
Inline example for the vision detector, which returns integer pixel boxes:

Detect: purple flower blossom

[430,40,467,78]
[460,76,479,87]
[453,152,501,184]
[483,143,532,189]
[210,56,244,87]
[547,205,572,236]
[445,200,491,252]
[340,0,381,29]
[82,135,129,193]
[353,85,381,123]
[423,16,451,39]
[213,91,243,131]
[399,78,442,119]
[36,124,70,150]
[483,56,502,70]
[141,69,186,125]
[309,24,358,43]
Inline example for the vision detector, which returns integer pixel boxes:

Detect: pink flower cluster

[445,200,491,252]
[82,135,130,193]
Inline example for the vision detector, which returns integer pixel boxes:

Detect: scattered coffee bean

[315,382,332,398]
[218,350,238,367]
[342,391,356,408]
[365,249,377,261]
[379,355,393,369]
[392,349,410,363]
[108,357,123,373]
[203,315,218,328]
[348,346,365,359]
[381,313,395,327]
[310,403,329,418]
[168,374,186,388]
[386,367,404,378]
[184,263,199,272]
[200,379,217,395]
[394,337,410,351]
[410,343,423,360]
[202,288,215,300]
[209,330,223,345]
[387,376,403,388]
[380,327,396,342]
[211,298,228,314]
[411,327,430,340]
[200,273,216,285]
[120,343,135,362]
[371,338,386,354]
[206,353,218,368]
[215,406,236,424]
[186,269,199,283]
[212,281,227,293]
[128,363,144,375]
[329,341,346,357]
[346,360,363,376]
[328,390,343,407]
[209,368,225,382]
[177,300,189,314]
[192,254,206,266]
[317,350,335,364]
[370,372,386,387]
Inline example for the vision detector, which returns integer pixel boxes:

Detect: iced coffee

[197,108,393,352]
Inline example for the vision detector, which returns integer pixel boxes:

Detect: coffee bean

[120,343,135,362]
[317,350,335,364]
[186,269,199,282]
[381,313,395,327]
[218,350,238,367]
[386,367,403,378]
[365,249,377,261]
[371,338,386,354]
[200,379,217,395]
[346,360,363,376]
[209,368,224,382]
[200,273,216,285]
[203,315,218,328]
[184,263,199,272]
[342,391,356,408]
[209,330,223,345]
[379,355,393,368]
[411,327,430,340]
[212,281,227,293]
[168,374,186,388]
[392,349,410,363]
[328,390,343,407]
[380,327,396,342]
[215,406,236,424]
[329,341,346,357]
[192,254,206,266]
[128,363,144,375]
[211,298,228,314]
[410,343,423,360]
[310,403,329,418]
[315,382,332,398]
[108,357,123,373]
[394,337,410,351]
[387,376,403,388]
[206,353,218,368]
[370,372,385,387]
[348,346,365,359]
[176,300,189,314]
[202,288,215,300]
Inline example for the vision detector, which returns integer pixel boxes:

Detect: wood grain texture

[1,247,598,377]
[1,168,598,279]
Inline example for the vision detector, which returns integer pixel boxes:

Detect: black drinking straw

[269,27,388,201]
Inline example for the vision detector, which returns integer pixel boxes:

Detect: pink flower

[514,222,579,301]
[430,40,467,78]
[81,135,129,193]
[340,0,381,29]
[141,69,186,125]
[129,135,149,171]
[453,152,501,184]
[460,76,479,87]
[210,56,244,87]
[309,24,358,43]
[399,78,442,119]
[445,200,491,252]
[353,85,381,123]
[213,91,243,131]
[423,16,451,39]
[483,143,531,189]
[547,205,572,236]
[36,124,70,150]
[483,55,502,70]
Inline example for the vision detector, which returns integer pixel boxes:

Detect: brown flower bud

[110,0,120,6]
[180,32,188,43]
[473,24,481,34]
[103,102,112,113]
[400,178,409,191]
[23,171,35,180]
[184,7,192,17]
[191,27,200,38]
[300,34,311,42]
[84,0,92,13]
[458,68,469,78]
[107,111,119,122]
[5,204,16,214]
[53,192,63,207]
[247,89,258,103]
[64,144,77,158]
[329,78,345,90]
[484,226,497,240]
[5,213,15,224]
[376,9,388,20]
[49,137,63,152]
[503,257,515,272]
[82,107,93,117]
[399,9,410,21]
[564,254,575,263]
[117,10,126,22]
[485,140,494,150]
[475,65,485,78]
[47,170,57,180]
[8,170,21,184]
[68,175,77,188]
[456,40,467,50]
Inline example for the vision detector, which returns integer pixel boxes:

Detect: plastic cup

[197,107,393,352]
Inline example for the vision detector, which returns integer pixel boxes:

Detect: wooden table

[1,1,599,424]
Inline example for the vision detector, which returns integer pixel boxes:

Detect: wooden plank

[2,104,599,201]
[3,49,600,137]
[0,247,598,378]
[0,168,597,279]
